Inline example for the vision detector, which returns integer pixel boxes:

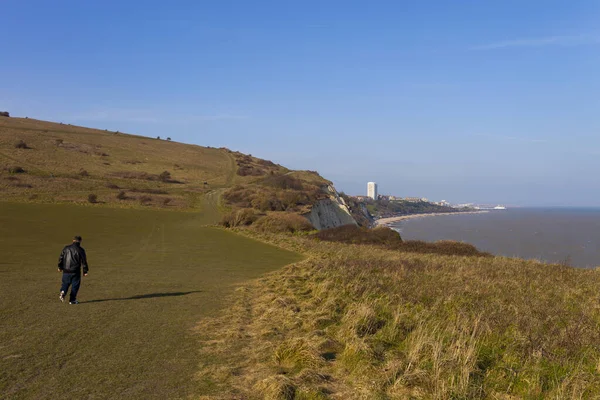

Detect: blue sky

[2,1,600,206]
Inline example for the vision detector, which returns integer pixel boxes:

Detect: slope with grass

[196,228,600,399]
[0,117,283,209]
[0,203,302,399]
[0,117,357,230]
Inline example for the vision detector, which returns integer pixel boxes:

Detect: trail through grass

[0,203,301,399]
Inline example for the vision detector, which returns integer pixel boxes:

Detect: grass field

[0,203,302,399]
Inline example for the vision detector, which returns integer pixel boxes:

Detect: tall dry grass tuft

[195,231,600,399]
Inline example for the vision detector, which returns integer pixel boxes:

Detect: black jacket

[58,242,89,274]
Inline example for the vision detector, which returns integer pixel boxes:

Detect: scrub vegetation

[196,230,600,399]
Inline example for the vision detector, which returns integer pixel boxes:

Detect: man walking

[57,235,89,304]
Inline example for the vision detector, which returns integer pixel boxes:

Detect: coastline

[375,210,490,227]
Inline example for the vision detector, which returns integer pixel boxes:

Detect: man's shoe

[59,291,65,302]
[69,300,79,305]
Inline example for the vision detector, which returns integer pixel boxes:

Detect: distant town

[354,182,506,210]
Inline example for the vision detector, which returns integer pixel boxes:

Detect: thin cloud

[471,34,600,50]
[476,133,548,144]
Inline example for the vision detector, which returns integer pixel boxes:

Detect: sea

[391,208,600,268]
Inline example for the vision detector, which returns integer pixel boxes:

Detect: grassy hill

[0,117,299,210]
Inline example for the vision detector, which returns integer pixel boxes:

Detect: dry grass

[196,231,600,399]
[0,117,268,209]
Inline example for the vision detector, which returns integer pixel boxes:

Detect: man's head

[73,235,82,243]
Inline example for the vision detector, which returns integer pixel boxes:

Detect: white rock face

[304,185,358,230]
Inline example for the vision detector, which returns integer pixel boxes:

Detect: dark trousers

[60,272,81,302]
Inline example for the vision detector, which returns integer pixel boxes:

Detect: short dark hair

[73,235,82,242]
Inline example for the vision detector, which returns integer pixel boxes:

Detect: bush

[237,165,265,176]
[158,171,171,182]
[139,195,152,205]
[261,175,305,190]
[88,194,98,203]
[313,225,490,257]
[131,188,167,194]
[78,169,89,177]
[221,208,260,228]
[7,166,26,174]
[116,191,127,200]
[400,240,490,257]
[15,140,29,149]
[252,213,314,233]
[314,225,401,245]
[106,183,120,189]
[162,198,172,206]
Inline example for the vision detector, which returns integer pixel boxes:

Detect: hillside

[196,229,600,399]
[0,118,339,216]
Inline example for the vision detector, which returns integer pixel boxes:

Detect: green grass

[0,203,302,399]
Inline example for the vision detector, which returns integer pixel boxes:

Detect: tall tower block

[367,182,378,200]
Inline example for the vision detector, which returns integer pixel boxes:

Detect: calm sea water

[392,208,600,268]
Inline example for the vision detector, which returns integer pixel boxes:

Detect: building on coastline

[367,182,378,200]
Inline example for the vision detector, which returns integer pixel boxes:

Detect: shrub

[78,169,89,177]
[88,194,98,203]
[252,213,314,233]
[139,195,152,205]
[15,140,29,149]
[162,198,172,206]
[116,191,127,200]
[237,165,265,176]
[313,225,491,257]
[261,174,305,190]
[400,240,490,257]
[7,166,26,174]
[221,208,260,228]
[158,171,171,182]
[106,183,120,189]
[131,188,167,194]
[315,225,401,245]
[167,137,171,141]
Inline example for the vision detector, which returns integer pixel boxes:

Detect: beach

[375,210,490,227]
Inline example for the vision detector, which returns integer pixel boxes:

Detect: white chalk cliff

[304,185,358,230]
